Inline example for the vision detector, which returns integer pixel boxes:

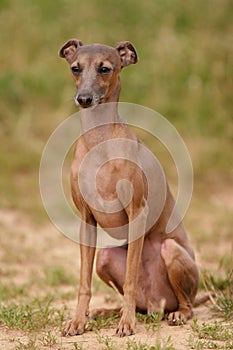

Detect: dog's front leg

[116,200,148,337]
[63,219,97,336]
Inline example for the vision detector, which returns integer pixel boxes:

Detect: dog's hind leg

[161,238,199,325]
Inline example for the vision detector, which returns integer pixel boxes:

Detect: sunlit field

[0,1,232,349]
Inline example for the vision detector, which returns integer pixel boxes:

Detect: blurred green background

[0,0,232,221]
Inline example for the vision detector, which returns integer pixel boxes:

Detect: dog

[59,39,199,337]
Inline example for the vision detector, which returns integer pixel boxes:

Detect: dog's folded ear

[59,39,84,63]
[116,41,138,68]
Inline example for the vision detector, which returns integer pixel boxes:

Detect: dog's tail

[193,292,216,307]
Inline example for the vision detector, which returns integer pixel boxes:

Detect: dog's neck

[79,101,124,149]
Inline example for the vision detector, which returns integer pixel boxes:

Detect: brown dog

[59,39,199,337]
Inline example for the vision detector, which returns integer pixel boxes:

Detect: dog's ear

[115,41,138,68]
[59,39,84,63]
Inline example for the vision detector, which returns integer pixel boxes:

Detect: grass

[86,305,164,333]
[136,312,163,332]
[0,298,66,331]
[87,311,120,332]
[0,1,232,349]
[188,319,233,349]
[125,338,176,350]
[13,331,59,350]
[202,266,233,321]
[0,269,232,349]
[44,265,77,287]
[0,0,232,220]
[0,282,28,301]
[97,335,176,350]
[188,262,233,349]
[14,337,38,350]
[191,319,233,342]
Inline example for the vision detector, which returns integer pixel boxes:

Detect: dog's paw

[116,315,135,337]
[62,319,85,336]
[167,311,187,326]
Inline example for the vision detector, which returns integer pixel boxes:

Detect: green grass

[87,310,120,332]
[86,304,163,333]
[192,319,233,342]
[14,337,38,350]
[0,1,232,349]
[188,319,233,349]
[0,0,232,218]
[136,312,163,332]
[125,338,176,350]
[202,269,233,321]
[97,335,176,350]
[0,282,28,301]
[44,265,77,287]
[0,298,66,331]
[13,331,59,350]
[189,262,233,349]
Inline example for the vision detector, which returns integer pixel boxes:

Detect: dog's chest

[78,159,128,213]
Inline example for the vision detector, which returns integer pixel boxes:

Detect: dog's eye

[99,66,111,74]
[71,66,81,74]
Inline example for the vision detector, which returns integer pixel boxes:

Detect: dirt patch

[0,207,232,349]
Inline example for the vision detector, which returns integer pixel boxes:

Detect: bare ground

[0,188,232,350]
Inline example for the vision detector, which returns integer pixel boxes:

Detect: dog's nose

[77,93,93,107]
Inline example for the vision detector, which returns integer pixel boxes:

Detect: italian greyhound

[59,39,199,337]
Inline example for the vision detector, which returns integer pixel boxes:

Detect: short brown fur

[59,39,199,337]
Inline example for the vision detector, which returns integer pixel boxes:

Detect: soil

[0,203,231,350]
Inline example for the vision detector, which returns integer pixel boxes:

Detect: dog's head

[59,39,138,109]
